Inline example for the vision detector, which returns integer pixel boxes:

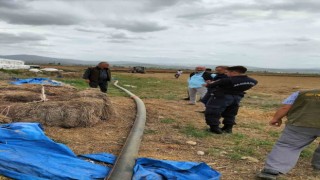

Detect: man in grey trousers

[188,66,212,105]
[258,90,320,180]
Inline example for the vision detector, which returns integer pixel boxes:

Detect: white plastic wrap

[0,59,30,69]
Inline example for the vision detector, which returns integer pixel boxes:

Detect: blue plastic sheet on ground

[133,158,221,180]
[0,123,221,180]
[10,78,61,86]
[79,153,117,164]
[0,123,108,180]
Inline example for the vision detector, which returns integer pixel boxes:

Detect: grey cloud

[0,0,26,9]
[75,28,106,34]
[0,32,46,44]
[0,9,81,25]
[178,12,213,19]
[178,1,320,20]
[109,32,144,40]
[108,40,131,43]
[294,37,312,42]
[106,32,146,43]
[105,20,168,33]
[141,0,181,11]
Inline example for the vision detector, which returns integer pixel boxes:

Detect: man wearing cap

[258,90,320,180]
[188,66,214,105]
[83,62,111,93]
[204,66,257,134]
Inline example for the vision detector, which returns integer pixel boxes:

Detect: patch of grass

[58,78,88,89]
[160,118,176,124]
[230,133,247,145]
[207,148,222,157]
[114,74,187,100]
[58,78,128,97]
[229,146,255,160]
[180,124,210,138]
[249,138,274,147]
[238,122,264,130]
[242,97,281,110]
[108,85,128,97]
[232,133,246,140]
[229,152,243,160]
[0,69,21,75]
[301,143,318,158]
[268,130,281,138]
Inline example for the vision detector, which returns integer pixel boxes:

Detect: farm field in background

[1,68,320,180]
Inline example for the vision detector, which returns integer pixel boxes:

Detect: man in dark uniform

[213,66,228,81]
[201,66,229,104]
[83,62,111,93]
[204,66,258,134]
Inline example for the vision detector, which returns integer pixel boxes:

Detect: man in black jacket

[201,66,228,104]
[83,62,111,93]
[204,66,258,134]
[213,66,228,81]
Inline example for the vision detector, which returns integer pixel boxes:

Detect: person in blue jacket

[188,66,214,105]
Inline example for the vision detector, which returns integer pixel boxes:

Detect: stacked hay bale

[0,85,114,128]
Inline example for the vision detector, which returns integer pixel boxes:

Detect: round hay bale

[2,91,41,102]
[2,89,114,128]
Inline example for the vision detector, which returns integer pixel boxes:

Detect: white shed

[0,59,30,69]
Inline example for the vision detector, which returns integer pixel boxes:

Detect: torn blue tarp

[0,123,221,180]
[10,78,62,86]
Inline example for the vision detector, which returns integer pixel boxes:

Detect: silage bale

[0,88,114,128]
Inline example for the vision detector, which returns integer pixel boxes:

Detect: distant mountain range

[1,54,320,74]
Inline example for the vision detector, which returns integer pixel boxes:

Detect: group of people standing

[82,62,320,179]
[187,65,258,134]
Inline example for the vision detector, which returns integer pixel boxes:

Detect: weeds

[229,146,255,160]
[238,122,264,130]
[268,130,281,138]
[249,138,274,148]
[180,124,210,138]
[160,118,176,124]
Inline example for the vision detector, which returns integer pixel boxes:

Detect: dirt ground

[2,73,320,180]
[137,74,320,180]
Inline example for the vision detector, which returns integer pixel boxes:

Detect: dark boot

[209,126,223,134]
[257,168,280,180]
[221,124,233,133]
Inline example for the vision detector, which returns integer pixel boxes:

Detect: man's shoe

[209,126,223,134]
[257,169,280,180]
[221,124,233,133]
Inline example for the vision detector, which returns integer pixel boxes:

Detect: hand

[269,118,282,127]
[202,83,208,87]
[85,79,90,83]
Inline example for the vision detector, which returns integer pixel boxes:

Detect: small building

[0,59,30,69]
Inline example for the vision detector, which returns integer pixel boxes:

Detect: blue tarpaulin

[10,78,62,86]
[0,123,221,180]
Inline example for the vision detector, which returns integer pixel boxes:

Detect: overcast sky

[0,0,319,68]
